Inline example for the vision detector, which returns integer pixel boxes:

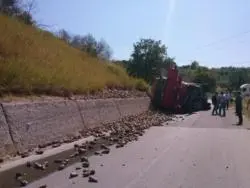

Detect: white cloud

[164,0,176,41]
[166,0,176,26]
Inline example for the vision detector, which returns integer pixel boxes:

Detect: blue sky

[33,0,250,67]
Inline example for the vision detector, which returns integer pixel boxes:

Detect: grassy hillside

[0,15,147,96]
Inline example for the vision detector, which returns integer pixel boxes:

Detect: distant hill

[178,65,250,92]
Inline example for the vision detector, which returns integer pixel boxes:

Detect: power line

[178,60,250,67]
[177,29,250,65]
[194,29,250,51]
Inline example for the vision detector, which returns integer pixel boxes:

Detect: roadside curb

[0,135,96,172]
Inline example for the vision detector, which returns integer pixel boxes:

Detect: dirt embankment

[0,89,148,102]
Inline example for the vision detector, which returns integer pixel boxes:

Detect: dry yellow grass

[243,99,250,119]
[0,14,148,96]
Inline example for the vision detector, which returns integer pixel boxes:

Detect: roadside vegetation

[0,14,148,96]
[243,99,250,119]
[0,0,249,108]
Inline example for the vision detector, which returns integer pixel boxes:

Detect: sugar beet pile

[6,111,184,187]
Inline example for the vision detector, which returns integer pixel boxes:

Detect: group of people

[211,91,231,117]
[211,91,243,125]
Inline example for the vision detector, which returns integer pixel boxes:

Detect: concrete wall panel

[76,99,121,128]
[115,97,150,117]
[2,101,84,152]
[0,106,15,157]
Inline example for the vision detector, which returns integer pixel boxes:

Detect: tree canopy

[192,70,216,92]
[124,38,250,92]
[57,31,113,60]
[127,38,175,83]
[123,38,250,92]
[0,0,35,25]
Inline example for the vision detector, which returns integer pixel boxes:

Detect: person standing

[226,91,231,110]
[217,92,221,115]
[219,91,226,117]
[211,92,218,115]
[235,91,243,125]
[225,92,228,110]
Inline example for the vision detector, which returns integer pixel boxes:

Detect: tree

[228,68,249,90]
[21,0,37,14]
[164,57,176,69]
[96,39,112,60]
[0,0,35,25]
[69,34,112,60]
[58,29,71,44]
[79,34,97,56]
[127,38,173,83]
[16,10,34,25]
[192,70,216,92]
[0,0,17,9]
[191,61,199,70]
[71,35,82,48]
[0,0,19,14]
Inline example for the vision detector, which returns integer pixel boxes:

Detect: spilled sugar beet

[0,111,177,188]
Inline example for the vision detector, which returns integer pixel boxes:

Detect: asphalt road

[27,110,250,188]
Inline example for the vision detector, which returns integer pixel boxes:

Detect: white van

[240,84,250,98]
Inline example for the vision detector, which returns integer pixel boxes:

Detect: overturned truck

[148,66,211,114]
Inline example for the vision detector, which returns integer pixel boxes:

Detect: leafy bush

[135,79,149,91]
[243,99,250,119]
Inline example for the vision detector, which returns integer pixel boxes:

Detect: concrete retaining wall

[77,99,121,129]
[114,97,150,117]
[2,101,84,153]
[0,105,16,157]
[0,97,150,157]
